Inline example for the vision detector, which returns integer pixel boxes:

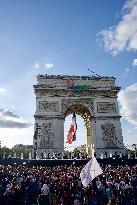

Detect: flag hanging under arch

[66,113,77,144]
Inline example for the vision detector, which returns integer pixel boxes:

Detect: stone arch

[62,98,94,115]
[63,103,91,128]
[33,74,125,158]
[61,98,94,128]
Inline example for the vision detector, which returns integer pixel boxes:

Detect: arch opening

[64,104,94,157]
[64,104,91,129]
[64,114,87,151]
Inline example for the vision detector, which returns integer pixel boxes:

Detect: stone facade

[33,75,124,158]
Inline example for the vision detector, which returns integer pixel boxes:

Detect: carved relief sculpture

[101,121,118,148]
[40,122,54,148]
[97,102,116,113]
[39,101,59,112]
[36,89,117,98]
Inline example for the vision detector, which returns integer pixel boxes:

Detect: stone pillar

[93,97,125,157]
[86,127,92,156]
[33,116,64,159]
[53,116,64,156]
[90,118,97,157]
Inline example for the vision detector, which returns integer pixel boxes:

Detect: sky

[0,0,137,149]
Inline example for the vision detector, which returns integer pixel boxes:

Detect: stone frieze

[97,102,116,113]
[39,101,59,112]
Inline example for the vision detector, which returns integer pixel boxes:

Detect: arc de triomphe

[33,74,124,158]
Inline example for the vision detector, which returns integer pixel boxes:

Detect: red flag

[72,113,77,141]
[66,124,75,144]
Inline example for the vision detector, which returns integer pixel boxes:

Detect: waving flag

[66,124,75,144]
[66,113,77,144]
[72,113,77,141]
[80,157,103,187]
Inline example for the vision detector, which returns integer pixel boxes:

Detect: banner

[66,124,75,144]
[80,157,103,187]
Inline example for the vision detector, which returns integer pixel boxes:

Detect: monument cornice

[37,74,116,80]
[34,114,65,120]
[33,85,120,91]
[33,87,119,98]
[94,115,122,119]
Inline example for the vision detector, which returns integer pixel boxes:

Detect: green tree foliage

[0,146,11,158]
[0,144,30,158]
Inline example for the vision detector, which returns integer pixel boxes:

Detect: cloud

[0,119,31,128]
[1,109,20,119]
[31,63,40,76]
[118,82,137,126]
[31,62,54,76]
[125,68,130,73]
[0,108,32,128]
[98,0,137,55]
[133,58,137,66]
[0,126,33,148]
[0,88,6,93]
[32,63,39,69]
[43,63,54,69]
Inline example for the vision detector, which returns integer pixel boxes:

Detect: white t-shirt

[74,199,81,205]
[41,184,49,196]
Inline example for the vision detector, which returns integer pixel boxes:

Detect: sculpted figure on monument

[40,122,54,148]
[97,102,116,113]
[101,121,117,147]
[39,101,59,112]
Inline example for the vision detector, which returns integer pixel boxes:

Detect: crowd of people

[0,162,137,205]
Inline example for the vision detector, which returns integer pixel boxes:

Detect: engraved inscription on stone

[40,122,54,148]
[97,102,116,113]
[39,101,59,112]
[101,121,118,148]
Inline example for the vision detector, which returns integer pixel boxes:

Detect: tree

[11,144,29,158]
[0,146,11,158]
